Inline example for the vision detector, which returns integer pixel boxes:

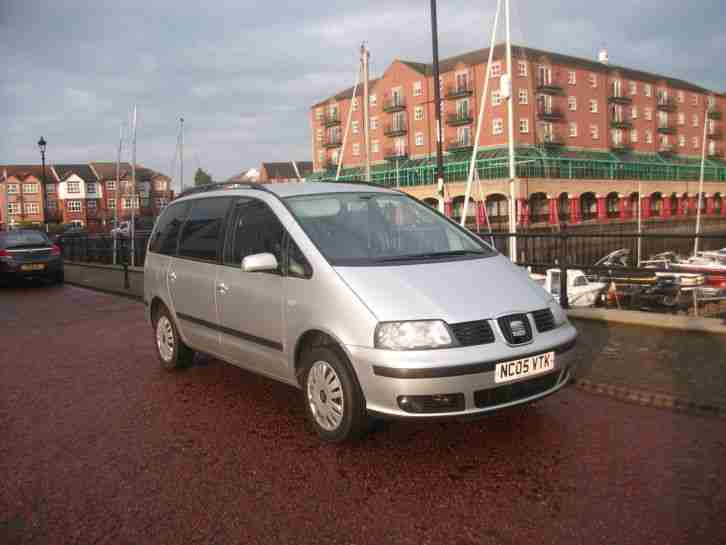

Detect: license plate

[494,352,555,384]
[21,264,46,271]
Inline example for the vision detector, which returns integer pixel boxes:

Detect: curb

[64,281,143,302]
[574,378,726,419]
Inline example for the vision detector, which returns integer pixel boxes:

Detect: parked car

[144,182,578,442]
[51,224,86,244]
[0,230,64,284]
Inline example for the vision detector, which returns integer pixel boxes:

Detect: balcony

[657,124,677,135]
[707,130,722,140]
[383,96,406,113]
[536,74,563,94]
[384,147,408,161]
[708,109,722,120]
[445,82,473,99]
[322,135,342,148]
[323,112,341,128]
[537,105,564,122]
[656,96,677,112]
[608,93,632,106]
[610,117,633,129]
[541,133,564,147]
[610,142,633,153]
[658,144,674,155]
[446,111,473,126]
[384,122,408,137]
[447,138,474,153]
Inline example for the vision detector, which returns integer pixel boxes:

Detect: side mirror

[242,252,278,273]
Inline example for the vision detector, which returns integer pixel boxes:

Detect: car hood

[334,254,552,323]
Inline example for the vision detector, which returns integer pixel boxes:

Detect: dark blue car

[0,230,64,284]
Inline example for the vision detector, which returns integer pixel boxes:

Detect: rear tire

[301,346,368,443]
[153,305,194,370]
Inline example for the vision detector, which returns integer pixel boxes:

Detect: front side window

[149,201,191,255]
[224,199,284,271]
[285,193,494,266]
[178,198,231,261]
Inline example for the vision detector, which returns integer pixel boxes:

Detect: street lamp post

[37,137,49,231]
[429,0,445,213]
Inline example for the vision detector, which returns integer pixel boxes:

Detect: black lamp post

[37,136,49,229]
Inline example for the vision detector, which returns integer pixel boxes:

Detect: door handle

[168,271,177,282]
[217,282,229,295]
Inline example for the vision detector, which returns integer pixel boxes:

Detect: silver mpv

[144,182,577,442]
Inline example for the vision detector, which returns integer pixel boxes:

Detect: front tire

[301,346,368,443]
[153,306,194,370]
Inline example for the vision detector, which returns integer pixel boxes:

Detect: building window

[692,114,699,127]
[590,124,599,140]
[122,197,139,209]
[568,96,577,111]
[631,130,639,143]
[644,84,652,97]
[107,199,116,210]
[589,73,597,88]
[518,88,528,105]
[646,129,653,144]
[22,183,39,193]
[678,112,685,125]
[677,90,685,103]
[106,180,116,191]
[708,96,716,109]
[692,94,699,106]
[316,128,323,142]
[517,61,527,77]
[693,137,699,149]
[87,200,97,210]
[7,203,20,215]
[629,81,637,96]
[568,71,576,85]
[413,81,423,96]
[370,117,378,130]
[67,181,80,193]
[67,200,82,212]
[46,184,56,194]
[154,180,167,192]
[645,108,653,121]
[415,106,424,121]
[352,98,358,112]
[352,121,359,134]
[315,108,323,120]
[569,122,578,137]
[7,183,18,194]
[492,118,504,135]
[491,90,502,106]
[24,203,39,214]
[589,99,598,113]
[490,61,502,78]
[86,182,97,194]
[519,119,529,134]
[372,140,379,153]
[415,132,424,146]
[679,135,686,148]
[369,94,377,107]
[352,143,360,156]
[47,201,57,210]
[631,106,638,119]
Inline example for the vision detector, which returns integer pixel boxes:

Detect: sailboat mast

[337,59,362,181]
[130,105,137,267]
[113,125,122,265]
[505,0,517,262]
[694,106,709,255]
[362,43,371,182]
[637,179,642,266]
[180,117,185,192]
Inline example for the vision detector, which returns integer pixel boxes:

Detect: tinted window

[178,198,231,261]
[149,202,190,256]
[224,200,283,271]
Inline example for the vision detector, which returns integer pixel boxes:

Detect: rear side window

[149,202,190,255]
[178,198,232,261]
[224,199,283,271]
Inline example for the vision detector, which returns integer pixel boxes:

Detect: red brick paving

[1,284,725,545]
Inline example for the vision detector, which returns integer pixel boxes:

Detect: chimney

[598,49,609,65]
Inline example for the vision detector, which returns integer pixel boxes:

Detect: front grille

[497,314,533,345]
[450,320,495,347]
[532,308,556,333]
[474,372,560,408]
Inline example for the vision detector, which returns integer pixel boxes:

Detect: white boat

[531,269,607,308]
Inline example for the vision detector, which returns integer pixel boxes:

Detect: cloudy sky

[1,0,724,189]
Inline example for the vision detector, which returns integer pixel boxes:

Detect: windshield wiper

[376,250,485,262]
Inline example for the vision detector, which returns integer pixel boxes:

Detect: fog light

[397,393,465,414]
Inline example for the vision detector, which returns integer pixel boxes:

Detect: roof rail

[176,181,272,199]
[313,178,398,191]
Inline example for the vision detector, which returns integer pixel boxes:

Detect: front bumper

[348,323,578,419]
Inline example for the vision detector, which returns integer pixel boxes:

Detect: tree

[194,168,213,186]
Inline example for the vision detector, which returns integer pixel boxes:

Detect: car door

[216,198,286,376]
[167,197,232,356]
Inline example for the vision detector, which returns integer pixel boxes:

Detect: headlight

[375,320,454,350]
[548,299,567,326]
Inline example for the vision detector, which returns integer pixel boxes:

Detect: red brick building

[1,163,173,231]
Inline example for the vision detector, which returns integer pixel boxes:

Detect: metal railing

[58,233,151,268]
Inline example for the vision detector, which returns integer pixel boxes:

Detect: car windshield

[1,231,50,249]
[285,192,495,266]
